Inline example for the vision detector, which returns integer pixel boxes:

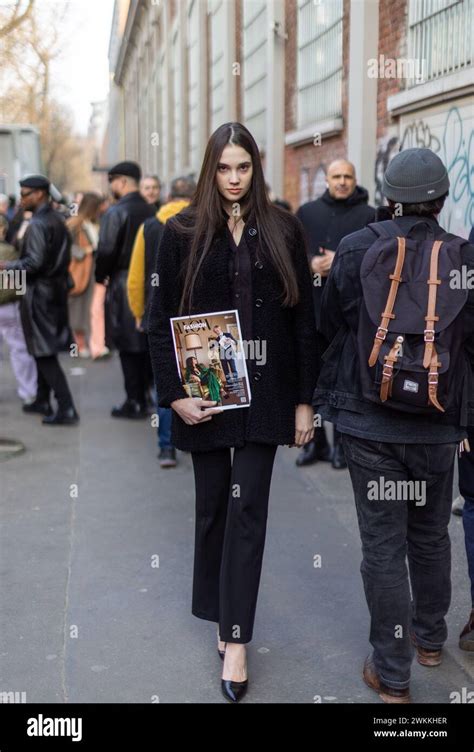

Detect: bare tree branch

[0,0,35,40]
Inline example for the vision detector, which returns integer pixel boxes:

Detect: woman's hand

[292,404,314,447]
[171,397,224,425]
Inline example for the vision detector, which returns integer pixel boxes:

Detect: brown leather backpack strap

[423,240,443,369]
[427,346,445,413]
[380,336,403,402]
[369,237,406,367]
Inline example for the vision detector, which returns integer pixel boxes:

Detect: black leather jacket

[95,191,154,283]
[5,201,72,356]
[95,191,154,351]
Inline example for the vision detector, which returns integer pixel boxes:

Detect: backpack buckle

[382,362,394,378]
[424,329,435,342]
[428,371,439,385]
[375,326,388,341]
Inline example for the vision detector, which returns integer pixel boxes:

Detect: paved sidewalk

[0,350,472,703]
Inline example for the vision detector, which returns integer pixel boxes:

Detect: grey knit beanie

[382,148,449,203]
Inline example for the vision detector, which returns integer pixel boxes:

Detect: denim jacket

[314,215,474,435]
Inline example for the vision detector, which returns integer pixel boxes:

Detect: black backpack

[357,220,469,415]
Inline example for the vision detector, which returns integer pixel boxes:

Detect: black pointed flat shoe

[221,679,248,703]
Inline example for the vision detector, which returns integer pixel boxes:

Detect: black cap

[19,174,50,191]
[382,148,450,203]
[108,161,141,182]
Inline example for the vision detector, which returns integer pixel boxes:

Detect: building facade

[104,0,473,237]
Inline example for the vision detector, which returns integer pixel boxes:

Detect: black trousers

[36,355,74,411]
[119,350,151,405]
[191,442,277,643]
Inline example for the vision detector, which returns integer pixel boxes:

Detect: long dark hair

[171,122,300,314]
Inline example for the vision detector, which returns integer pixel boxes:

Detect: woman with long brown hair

[67,192,103,356]
[148,122,318,702]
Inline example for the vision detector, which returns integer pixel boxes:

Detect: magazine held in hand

[170,309,251,410]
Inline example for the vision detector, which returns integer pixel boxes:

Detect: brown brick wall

[283,0,350,211]
[377,0,408,139]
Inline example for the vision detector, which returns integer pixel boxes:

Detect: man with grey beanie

[314,148,474,702]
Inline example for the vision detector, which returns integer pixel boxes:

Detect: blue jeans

[155,389,173,451]
[458,428,474,606]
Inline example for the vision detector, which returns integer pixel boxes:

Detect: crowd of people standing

[1,121,473,705]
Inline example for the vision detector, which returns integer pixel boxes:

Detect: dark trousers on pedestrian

[191,442,277,643]
[458,427,474,606]
[36,355,74,411]
[119,350,150,405]
[341,434,457,689]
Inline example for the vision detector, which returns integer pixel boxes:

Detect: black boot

[111,399,147,419]
[331,439,347,470]
[42,407,79,426]
[23,399,53,417]
[296,440,318,466]
[314,427,332,462]
[296,427,331,467]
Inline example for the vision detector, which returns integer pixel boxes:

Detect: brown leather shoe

[459,610,474,652]
[363,654,411,704]
[411,634,442,666]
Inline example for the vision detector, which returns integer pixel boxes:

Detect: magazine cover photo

[170,309,251,410]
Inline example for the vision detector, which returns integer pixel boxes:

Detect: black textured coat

[95,191,155,352]
[142,216,164,333]
[296,186,375,327]
[147,208,319,452]
[5,202,72,357]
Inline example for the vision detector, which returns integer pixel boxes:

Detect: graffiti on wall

[374,103,474,238]
[374,136,399,206]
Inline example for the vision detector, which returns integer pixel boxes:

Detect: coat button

[255,298,263,307]
[255,260,263,269]
[248,227,257,236]
[253,372,261,381]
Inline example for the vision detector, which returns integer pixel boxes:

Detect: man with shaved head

[295,158,375,469]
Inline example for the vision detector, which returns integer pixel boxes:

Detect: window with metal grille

[407,0,473,87]
[242,0,267,148]
[297,0,343,127]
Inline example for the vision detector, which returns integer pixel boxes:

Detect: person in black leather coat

[0,174,78,425]
[95,161,155,418]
